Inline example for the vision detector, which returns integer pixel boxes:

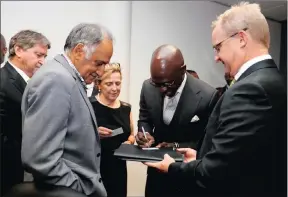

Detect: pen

[142,126,147,139]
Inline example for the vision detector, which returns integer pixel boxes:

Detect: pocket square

[191,115,200,122]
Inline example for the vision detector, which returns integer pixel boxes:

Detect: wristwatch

[173,142,179,150]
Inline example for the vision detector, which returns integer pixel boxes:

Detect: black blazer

[138,74,218,149]
[169,59,287,197]
[0,62,26,195]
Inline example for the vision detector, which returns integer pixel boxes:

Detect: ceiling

[212,0,287,22]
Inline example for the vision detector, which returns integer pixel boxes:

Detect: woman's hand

[123,140,133,144]
[98,126,113,138]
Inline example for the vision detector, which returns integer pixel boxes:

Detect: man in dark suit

[0,30,50,196]
[145,2,287,197]
[1,33,7,64]
[136,44,218,197]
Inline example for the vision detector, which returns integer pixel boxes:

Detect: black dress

[90,97,131,197]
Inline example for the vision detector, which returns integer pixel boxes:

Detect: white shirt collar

[62,53,74,68]
[62,53,85,83]
[86,82,95,97]
[234,54,272,81]
[162,73,187,124]
[8,60,30,83]
[176,73,187,95]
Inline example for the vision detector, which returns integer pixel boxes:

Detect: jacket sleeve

[137,81,154,134]
[169,82,272,188]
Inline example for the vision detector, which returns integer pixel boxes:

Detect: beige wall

[127,162,147,196]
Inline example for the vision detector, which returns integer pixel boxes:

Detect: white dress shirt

[62,53,86,83]
[234,54,272,81]
[8,60,30,83]
[86,82,95,97]
[163,73,187,125]
[62,53,88,92]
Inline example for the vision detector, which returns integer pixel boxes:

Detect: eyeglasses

[149,64,186,88]
[149,79,175,88]
[213,28,248,54]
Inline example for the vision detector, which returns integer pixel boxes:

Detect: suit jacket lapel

[153,87,164,126]
[237,59,277,82]
[5,62,27,95]
[54,55,99,132]
[173,75,202,125]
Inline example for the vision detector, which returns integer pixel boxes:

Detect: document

[113,144,183,162]
[142,147,159,150]
[111,127,124,137]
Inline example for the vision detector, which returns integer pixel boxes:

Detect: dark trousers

[3,182,88,197]
[145,168,181,197]
[100,153,127,197]
[1,141,24,196]
[145,167,200,197]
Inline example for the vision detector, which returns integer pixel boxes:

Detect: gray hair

[9,30,51,58]
[64,23,114,59]
[212,2,270,48]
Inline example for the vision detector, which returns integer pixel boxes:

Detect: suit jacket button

[97,153,101,157]
[99,178,102,183]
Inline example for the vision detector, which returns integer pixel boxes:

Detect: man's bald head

[0,34,7,64]
[151,44,184,76]
[150,44,186,97]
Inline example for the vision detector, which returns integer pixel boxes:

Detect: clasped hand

[144,148,197,173]
[98,126,113,138]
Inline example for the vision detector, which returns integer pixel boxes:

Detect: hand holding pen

[136,126,155,148]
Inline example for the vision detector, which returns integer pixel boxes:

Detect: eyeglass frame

[213,28,248,54]
[149,79,175,88]
[149,64,186,88]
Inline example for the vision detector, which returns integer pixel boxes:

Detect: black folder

[113,144,184,162]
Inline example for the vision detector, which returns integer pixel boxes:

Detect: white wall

[128,2,282,194]
[1,1,283,196]
[129,1,282,129]
[1,1,132,101]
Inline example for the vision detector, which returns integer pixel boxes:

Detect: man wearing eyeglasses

[0,30,50,196]
[21,23,113,197]
[136,44,218,197]
[144,2,287,197]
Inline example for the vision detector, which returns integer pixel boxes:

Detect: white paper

[111,127,124,137]
[142,147,159,150]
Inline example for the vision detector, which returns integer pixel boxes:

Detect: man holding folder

[136,44,218,197]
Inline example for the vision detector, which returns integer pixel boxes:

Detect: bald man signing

[136,45,219,197]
